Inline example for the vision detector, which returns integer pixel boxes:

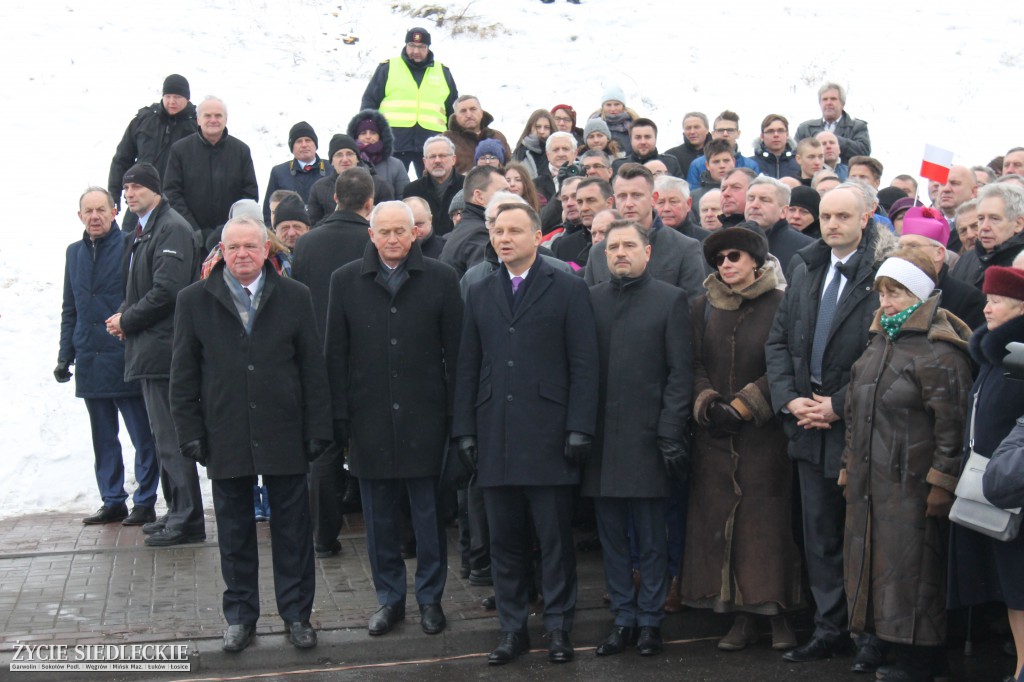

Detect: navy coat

[59,226,140,399]
[453,257,600,487]
[261,156,327,224]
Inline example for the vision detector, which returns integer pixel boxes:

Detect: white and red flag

[920,144,954,184]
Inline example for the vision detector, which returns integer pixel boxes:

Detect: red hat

[901,206,949,247]
[983,266,1024,301]
[551,104,576,126]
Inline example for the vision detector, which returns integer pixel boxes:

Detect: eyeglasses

[553,115,573,123]
[477,154,498,162]
[583,163,608,171]
[714,127,738,135]
[406,42,429,51]
[714,250,744,267]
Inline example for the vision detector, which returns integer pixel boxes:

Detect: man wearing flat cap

[361,27,459,177]
[262,122,326,225]
[109,74,198,234]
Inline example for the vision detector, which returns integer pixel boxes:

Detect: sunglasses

[714,250,743,267]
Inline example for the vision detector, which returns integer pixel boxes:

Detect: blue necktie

[243,287,254,316]
[810,263,842,384]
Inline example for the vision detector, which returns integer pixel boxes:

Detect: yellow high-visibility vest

[378,57,449,132]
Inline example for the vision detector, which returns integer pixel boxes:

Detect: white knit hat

[875,257,936,302]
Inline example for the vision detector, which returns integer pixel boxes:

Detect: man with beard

[403,136,465,237]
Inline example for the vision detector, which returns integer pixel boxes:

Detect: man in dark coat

[58,187,158,526]
[453,203,599,665]
[765,184,895,670]
[443,96,511,175]
[611,119,682,177]
[108,74,197,233]
[105,163,204,547]
[585,164,706,300]
[664,112,712,180]
[950,183,1024,290]
[744,176,815,279]
[404,196,444,258]
[261,121,327,224]
[402,136,465,238]
[307,134,393,226]
[655,175,711,241]
[439,165,509,277]
[324,201,463,638]
[361,27,458,176]
[163,96,259,250]
[752,115,801,180]
[170,216,332,653]
[585,219,693,657]
[291,166,375,556]
[794,83,871,164]
[554,177,607,271]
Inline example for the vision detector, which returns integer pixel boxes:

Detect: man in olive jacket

[324,201,463,638]
[170,216,332,653]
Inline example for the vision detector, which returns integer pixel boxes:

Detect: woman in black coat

[948,265,1024,682]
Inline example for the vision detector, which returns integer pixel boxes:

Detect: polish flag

[920,144,954,184]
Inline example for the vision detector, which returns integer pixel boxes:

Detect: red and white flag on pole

[920,144,954,184]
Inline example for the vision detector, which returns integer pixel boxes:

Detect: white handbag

[949,400,1023,542]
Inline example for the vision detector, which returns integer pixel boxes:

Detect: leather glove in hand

[925,486,955,519]
[53,360,73,383]
[457,436,478,473]
[180,439,208,467]
[304,438,331,463]
[564,431,592,467]
[707,400,745,437]
[659,438,691,481]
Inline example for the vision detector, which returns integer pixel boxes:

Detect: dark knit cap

[703,222,770,268]
[328,134,359,160]
[273,194,310,228]
[983,266,1024,301]
[122,162,161,194]
[405,27,431,45]
[162,74,190,99]
[474,139,506,165]
[355,118,379,136]
[789,185,820,219]
[877,186,909,213]
[289,121,318,150]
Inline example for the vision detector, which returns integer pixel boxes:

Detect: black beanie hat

[405,27,431,45]
[702,222,770,268]
[273,194,310,228]
[789,185,820,219]
[162,74,190,99]
[288,121,318,151]
[122,162,162,194]
[328,134,359,161]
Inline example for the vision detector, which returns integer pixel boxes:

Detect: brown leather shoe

[663,576,684,613]
[718,613,759,651]
[771,615,797,651]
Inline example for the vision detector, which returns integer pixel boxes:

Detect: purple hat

[355,118,379,136]
[888,196,924,223]
[901,206,949,247]
[474,138,506,165]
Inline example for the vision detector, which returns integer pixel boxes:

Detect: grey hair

[422,135,456,157]
[370,200,415,228]
[817,82,846,104]
[654,174,690,200]
[979,183,1024,223]
[971,165,997,184]
[402,196,432,217]
[682,112,709,128]
[955,198,979,218]
[223,214,268,241]
[811,168,841,189]
[580,149,612,165]
[749,175,791,206]
[545,131,576,152]
[486,191,527,216]
[833,181,871,214]
[199,95,227,116]
[79,186,115,209]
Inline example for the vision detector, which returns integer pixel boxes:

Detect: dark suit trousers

[484,485,577,634]
[212,474,314,625]
[141,379,204,534]
[308,442,344,547]
[360,476,447,606]
[796,458,848,641]
[596,497,668,628]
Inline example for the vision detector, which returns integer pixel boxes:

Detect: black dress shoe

[547,630,574,663]
[222,624,256,652]
[368,604,405,635]
[851,642,885,673]
[286,621,316,649]
[488,631,530,665]
[314,540,341,558]
[144,527,206,547]
[420,603,446,635]
[481,595,496,610]
[142,514,167,535]
[469,567,493,586]
[783,636,839,663]
[122,506,156,526]
[460,562,471,579]
[595,625,638,656]
[83,503,128,525]
[637,626,663,656]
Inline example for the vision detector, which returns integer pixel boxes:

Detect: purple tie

[511,276,523,295]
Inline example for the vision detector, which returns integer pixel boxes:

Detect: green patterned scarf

[880,301,923,340]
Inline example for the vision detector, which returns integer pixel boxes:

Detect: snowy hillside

[1,0,1022,516]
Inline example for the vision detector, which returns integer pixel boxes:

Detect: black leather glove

[457,436,478,473]
[564,431,592,467]
[707,400,745,437]
[557,161,582,183]
[659,437,691,482]
[333,419,349,450]
[53,360,73,383]
[180,439,208,467]
[304,438,331,462]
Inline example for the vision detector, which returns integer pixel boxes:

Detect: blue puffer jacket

[59,226,141,398]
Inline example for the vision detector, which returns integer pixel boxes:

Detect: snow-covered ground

[1,0,1022,517]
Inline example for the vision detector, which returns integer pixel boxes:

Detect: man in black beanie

[108,74,198,233]
[262,121,326,225]
[361,27,459,177]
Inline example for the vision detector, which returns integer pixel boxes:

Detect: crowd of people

[54,25,1024,681]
